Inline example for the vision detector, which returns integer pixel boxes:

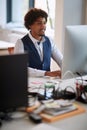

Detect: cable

[52,71,77,100]
[62,70,75,80]
[28,83,45,103]
[75,72,87,103]
[75,72,83,86]
[64,86,77,100]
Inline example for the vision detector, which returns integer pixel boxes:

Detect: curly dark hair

[24,8,48,30]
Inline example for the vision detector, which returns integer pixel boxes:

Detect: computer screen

[0,53,28,112]
[62,25,87,79]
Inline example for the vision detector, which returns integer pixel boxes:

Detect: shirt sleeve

[14,39,24,53]
[49,37,63,68]
[28,67,46,77]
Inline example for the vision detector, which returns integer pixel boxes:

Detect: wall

[0,0,6,27]
[85,0,87,24]
[54,0,86,52]
[62,0,85,49]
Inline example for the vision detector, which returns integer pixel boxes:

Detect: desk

[1,76,87,130]
[0,40,15,55]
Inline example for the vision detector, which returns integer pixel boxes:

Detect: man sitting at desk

[14,8,63,77]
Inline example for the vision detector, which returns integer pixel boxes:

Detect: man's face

[29,17,47,38]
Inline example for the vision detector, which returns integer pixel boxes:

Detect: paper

[30,123,63,130]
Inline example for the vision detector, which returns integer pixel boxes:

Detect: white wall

[0,0,6,27]
[63,0,85,26]
[62,0,85,51]
[54,0,86,52]
[85,0,87,24]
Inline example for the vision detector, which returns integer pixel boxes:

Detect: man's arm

[45,70,61,78]
[49,37,63,68]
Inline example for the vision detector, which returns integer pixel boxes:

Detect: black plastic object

[28,113,42,123]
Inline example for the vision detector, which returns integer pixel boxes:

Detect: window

[7,0,31,26]
[12,0,29,23]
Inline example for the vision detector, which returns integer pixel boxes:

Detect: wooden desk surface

[0,40,15,54]
[0,40,15,49]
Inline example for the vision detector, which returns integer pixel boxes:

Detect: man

[14,8,63,77]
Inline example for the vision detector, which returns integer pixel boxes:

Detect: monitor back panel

[0,53,28,112]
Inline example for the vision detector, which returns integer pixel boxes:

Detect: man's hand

[45,70,61,78]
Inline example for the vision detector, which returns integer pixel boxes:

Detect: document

[42,99,77,116]
[30,123,63,130]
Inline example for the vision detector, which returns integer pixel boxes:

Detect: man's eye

[36,22,46,25]
[37,22,42,24]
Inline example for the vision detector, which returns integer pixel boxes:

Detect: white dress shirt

[14,30,63,77]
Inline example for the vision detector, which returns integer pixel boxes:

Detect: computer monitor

[62,25,87,79]
[0,53,28,112]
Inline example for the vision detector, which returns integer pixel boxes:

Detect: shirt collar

[28,30,45,44]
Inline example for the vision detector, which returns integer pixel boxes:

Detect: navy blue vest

[21,34,51,71]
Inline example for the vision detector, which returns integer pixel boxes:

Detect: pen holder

[44,82,55,100]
